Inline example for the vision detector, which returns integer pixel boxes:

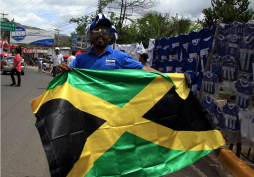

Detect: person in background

[38,59,43,72]
[139,52,150,67]
[49,47,64,77]
[10,48,21,87]
[67,51,76,65]
[29,58,33,67]
[56,13,159,73]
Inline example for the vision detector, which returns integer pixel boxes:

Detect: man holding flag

[31,13,225,177]
[56,13,159,73]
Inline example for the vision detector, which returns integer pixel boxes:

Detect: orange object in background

[218,149,254,177]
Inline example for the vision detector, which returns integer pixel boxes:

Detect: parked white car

[2,56,25,75]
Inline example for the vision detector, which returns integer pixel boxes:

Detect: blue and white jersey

[223,103,240,131]
[202,96,216,115]
[168,47,179,60]
[219,24,231,37]
[199,37,213,71]
[158,60,165,72]
[222,55,237,81]
[203,73,218,94]
[170,36,181,48]
[187,41,200,71]
[212,106,225,130]
[174,59,184,73]
[163,37,171,48]
[239,36,254,74]
[164,59,175,73]
[190,72,203,96]
[216,34,227,56]
[190,29,203,43]
[180,33,191,60]
[182,58,197,73]
[211,63,223,82]
[155,38,163,50]
[235,79,253,109]
[210,54,223,82]
[151,60,159,70]
[211,54,223,66]
[153,48,160,60]
[229,21,244,37]
[159,47,170,61]
[160,37,169,49]
[203,24,216,40]
[243,22,254,38]
[226,35,240,58]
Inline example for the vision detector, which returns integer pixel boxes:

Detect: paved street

[1,67,52,177]
[1,67,234,177]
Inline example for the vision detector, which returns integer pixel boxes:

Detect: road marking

[189,164,208,177]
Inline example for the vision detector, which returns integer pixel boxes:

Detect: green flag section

[85,131,213,177]
[31,69,225,177]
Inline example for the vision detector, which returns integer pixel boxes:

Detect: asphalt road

[1,67,233,177]
[1,67,52,177]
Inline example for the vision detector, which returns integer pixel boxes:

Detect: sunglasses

[91,29,110,35]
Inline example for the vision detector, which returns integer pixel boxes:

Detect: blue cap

[90,13,112,31]
[88,13,118,36]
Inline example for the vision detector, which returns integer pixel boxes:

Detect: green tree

[198,0,254,27]
[135,12,202,47]
[69,15,95,35]
[106,0,159,28]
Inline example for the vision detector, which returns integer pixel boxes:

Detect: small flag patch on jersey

[31,69,225,177]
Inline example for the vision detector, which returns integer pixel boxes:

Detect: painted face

[90,24,111,49]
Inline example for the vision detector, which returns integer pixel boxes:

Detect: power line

[11,0,40,12]
[14,0,48,14]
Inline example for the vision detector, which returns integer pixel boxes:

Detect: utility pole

[98,0,102,13]
[55,29,60,46]
[0,12,8,18]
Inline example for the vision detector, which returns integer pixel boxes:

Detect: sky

[0,0,254,36]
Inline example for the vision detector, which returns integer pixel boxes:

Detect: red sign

[22,47,34,53]
[3,39,8,49]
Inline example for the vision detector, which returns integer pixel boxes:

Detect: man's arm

[12,61,18,69]
[142,66,161,73]
[12,56,20,69]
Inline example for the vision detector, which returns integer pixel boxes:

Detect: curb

[218,149,254,177]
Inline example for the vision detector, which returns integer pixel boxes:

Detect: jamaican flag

[31,69,225,177]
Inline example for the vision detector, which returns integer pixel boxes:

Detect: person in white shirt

[38,59,43,73]
[49,47,64,77]
[139,52,150,67]
[67,51,76,65]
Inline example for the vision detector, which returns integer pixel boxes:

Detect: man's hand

[142,66,161,73]
[56,62,73,74]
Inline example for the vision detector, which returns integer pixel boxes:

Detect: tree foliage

[110,12,202,48]
[69,15,95,35]
[198,0,254,27]
[107,0,159,27]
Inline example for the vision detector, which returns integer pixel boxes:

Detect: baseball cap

[139,52,148,59]
[55,47,60,50]
[90,13,111,31]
